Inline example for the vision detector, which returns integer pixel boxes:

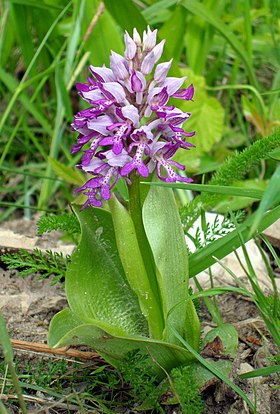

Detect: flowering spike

[71,27,196,208]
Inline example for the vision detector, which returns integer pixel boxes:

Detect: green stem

[127,173,164,331]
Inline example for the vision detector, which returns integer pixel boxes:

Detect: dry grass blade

[10,340,99,361]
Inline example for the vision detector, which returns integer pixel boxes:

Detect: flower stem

[128,173,164,331]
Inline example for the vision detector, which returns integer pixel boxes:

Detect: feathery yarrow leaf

[1,248,69,284]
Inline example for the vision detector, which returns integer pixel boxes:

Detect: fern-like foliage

[1,248,70,285]
[171,365,204,414]
[180,127,280,231]
[37,213,80,242]
[187,211,245,250]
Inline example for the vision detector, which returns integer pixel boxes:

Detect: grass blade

[0,313,27,414]
[0,1,71,136]
[239,365,280,379]
[143,182,265,199]
[64,0,86,82]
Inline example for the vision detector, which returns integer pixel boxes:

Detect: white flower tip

[133,28,141,45]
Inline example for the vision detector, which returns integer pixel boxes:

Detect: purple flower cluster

[72,27,195,208]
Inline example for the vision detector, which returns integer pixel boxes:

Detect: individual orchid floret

[110,51,129,80]
[71,27,196,208]
[143,26,157,51]
[124,31,137,60]
[141,40,165,75]
[172,84,195,101]
[154,59,173,83]
[133,28,141,46]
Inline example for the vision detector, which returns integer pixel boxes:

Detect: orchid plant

[48,27,238,385]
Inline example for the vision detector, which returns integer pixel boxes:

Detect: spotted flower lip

[72,26,196,208]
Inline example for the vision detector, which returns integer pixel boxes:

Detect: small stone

[263,219,280,248]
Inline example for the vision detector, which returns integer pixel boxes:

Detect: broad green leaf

[103,0,147,33]
[143,184,200,348]
[174,68,224,168]
[48,308,194,378]
[202,324,238,358]
[0,399,11,414]
[109,195,164,339]
[185,359,233,390]
[189,205,280,277]
[66,205,148,336]
[55,62,72,120]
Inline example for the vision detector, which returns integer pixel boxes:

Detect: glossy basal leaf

[142,184,200,348]
[48,308,194,378]
[66,205,148,336]
[109,195,164,339]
